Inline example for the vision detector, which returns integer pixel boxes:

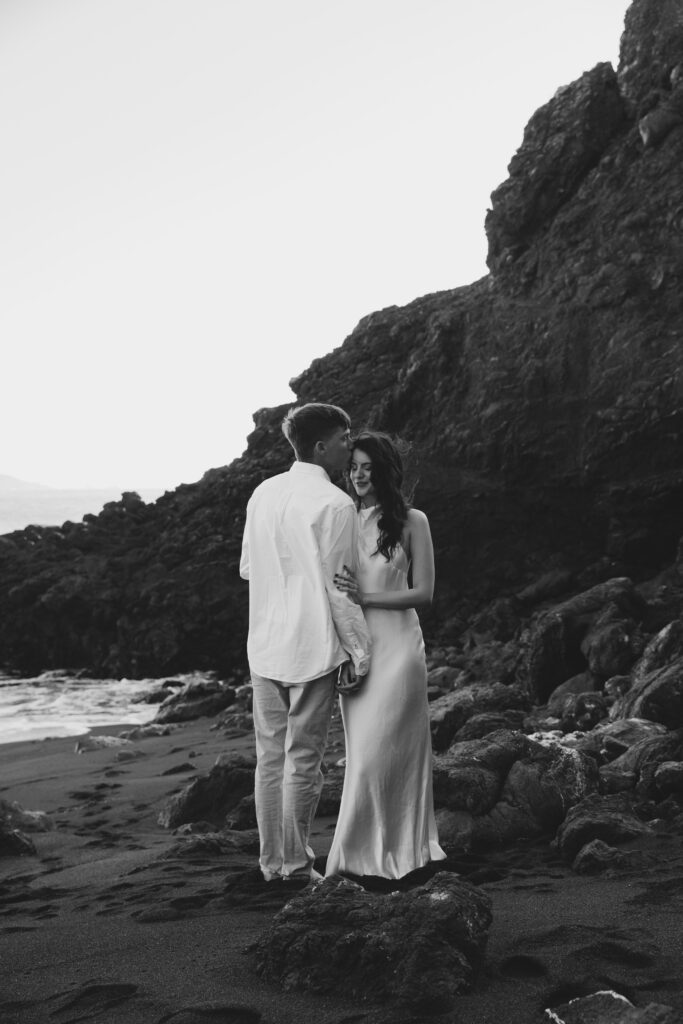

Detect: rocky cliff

[1,0,683,679]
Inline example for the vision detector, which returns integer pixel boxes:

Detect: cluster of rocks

[422,561,683,874]
[0,797,53,856]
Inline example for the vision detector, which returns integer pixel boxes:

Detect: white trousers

[251,669,336,880]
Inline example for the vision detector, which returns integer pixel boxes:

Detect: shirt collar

[289,460,331,482]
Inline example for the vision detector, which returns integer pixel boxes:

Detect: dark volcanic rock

[0,799,53,833]
[470,738,598,849]
[485,62,627,277]
[559,691,608,734]
[598,717,670,757]
[255,873,492,1013]
[555,794,652,863]
[610,620,683,726]
[547,671,597,717]
[433,730,598,851]
[430,684,530,752]
[0,827,36,857]
[158,753,256,830]
[451,709,528,742]
[153,678,237,724]
[599,731,683,794]
[547,989,678,1023]
[433,730,528,814]
[520,579,639,703]
[654,759,683,796]
[571,838,629,875]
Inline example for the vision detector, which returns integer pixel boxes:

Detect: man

[240,402,371,885]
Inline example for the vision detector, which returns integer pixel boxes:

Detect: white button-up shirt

[240,461,371,683]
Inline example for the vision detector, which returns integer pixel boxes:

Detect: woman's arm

[334,509,435,611]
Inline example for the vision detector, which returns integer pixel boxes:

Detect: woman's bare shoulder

[406,507,430,528]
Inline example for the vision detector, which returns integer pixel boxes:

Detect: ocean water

[0,671,168,745]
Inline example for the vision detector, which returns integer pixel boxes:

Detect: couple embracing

[240,402,445,887]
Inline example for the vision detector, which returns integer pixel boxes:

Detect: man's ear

[313,439,327,457]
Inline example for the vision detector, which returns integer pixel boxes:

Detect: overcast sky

[1,0,631,490]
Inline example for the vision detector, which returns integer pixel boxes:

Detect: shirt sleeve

[239,504,250,580]
[318,503,371,676]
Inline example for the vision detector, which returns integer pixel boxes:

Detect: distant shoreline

[0,486,165,535]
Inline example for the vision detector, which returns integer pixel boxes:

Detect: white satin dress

[325,506,446,879]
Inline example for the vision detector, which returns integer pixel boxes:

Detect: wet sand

[2,713,683,1023]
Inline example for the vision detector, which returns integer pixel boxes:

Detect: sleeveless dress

[325,506,446,879]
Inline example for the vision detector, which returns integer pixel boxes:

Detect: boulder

[654,760,683,796]
[610,621,683,727]
[255,873,492,1013]
[555,794,652,863]
[430,684,529,752]
[75,734,134,753]
[118,723,173,740]
[630,620,683,685]
[426,664,464,693]
[599,732,682,794]
[546,988,677,1024]
[0,799,53,833]
[154,678,237,724]
[521,579,637,703]
[598,717,670,758]
[580,615,639,679]
[161,829,260,859]
[433,730,528,814]
[434,809,475,852]
[211,710,253,737]
[0,826,36,857]
[472,739,597,848]
[571,838,627,875]
[451,709,528,742]
[547,671,597,716]
[158,753,255,829]
[558,728,608,761]
[434,731,597,850]
[224,794,256,831]
[559,692,608,734]
[603,675,633,705]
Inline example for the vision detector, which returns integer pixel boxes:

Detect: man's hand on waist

[335,661,365,695]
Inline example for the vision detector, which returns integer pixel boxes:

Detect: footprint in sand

[157,1005,261,1024]
[48,981,138,1019]
[497,953,548,978]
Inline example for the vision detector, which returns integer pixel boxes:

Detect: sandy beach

[2,711,683,1024]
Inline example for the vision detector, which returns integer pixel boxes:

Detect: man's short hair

[282,403,350,460]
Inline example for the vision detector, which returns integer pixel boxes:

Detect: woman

[325,430,446,880]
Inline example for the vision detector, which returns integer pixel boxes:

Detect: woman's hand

[334,565,363,605]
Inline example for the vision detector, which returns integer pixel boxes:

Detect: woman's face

[349,447,376,505]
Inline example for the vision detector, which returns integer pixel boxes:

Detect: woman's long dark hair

[349,431,410,559]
